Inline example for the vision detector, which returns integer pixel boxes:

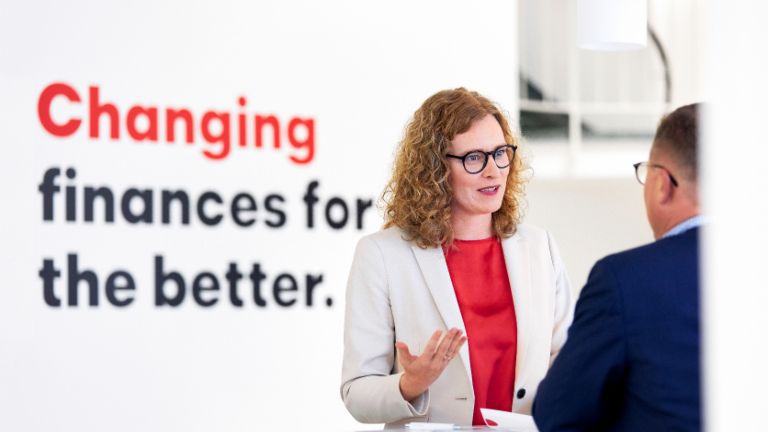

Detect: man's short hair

[653,103,699,181]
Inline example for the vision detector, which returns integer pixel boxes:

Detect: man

[532,104,702,432]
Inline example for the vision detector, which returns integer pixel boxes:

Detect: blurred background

[0,1,764,431]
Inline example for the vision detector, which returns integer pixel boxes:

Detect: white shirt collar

[662,215,704,239]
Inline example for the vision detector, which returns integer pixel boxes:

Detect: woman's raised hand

[395,328,467,402]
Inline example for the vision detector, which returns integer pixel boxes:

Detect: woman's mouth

[477,185,500,195]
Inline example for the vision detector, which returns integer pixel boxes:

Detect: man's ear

[658,170,676,205]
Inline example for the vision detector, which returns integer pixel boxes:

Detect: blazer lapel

[502,231,533,382]
[410,244,473,389]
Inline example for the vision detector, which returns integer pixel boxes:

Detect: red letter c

[38,83,81,136]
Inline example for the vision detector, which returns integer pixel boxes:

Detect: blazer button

[516,388,526,399]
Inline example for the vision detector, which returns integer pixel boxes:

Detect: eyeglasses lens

[636,164,648,184]
[464,147,513,174]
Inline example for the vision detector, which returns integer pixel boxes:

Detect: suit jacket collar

[502,230,533,382]
[409,228,532,390]
[410,242,474,388]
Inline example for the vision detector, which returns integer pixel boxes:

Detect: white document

[404,422,455,430]
[479,408,539,432]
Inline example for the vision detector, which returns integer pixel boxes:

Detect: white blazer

[340,225,574,428]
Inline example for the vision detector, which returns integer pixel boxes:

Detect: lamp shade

[577,0,647,51]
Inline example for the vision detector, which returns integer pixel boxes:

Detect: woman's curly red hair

[382,88,528,248]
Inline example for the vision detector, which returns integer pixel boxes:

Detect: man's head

[642,103,700,239]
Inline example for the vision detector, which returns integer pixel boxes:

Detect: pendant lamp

[577,0,648,51]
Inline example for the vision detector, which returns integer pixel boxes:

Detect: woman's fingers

[397,329,466,400]
[407,328,465,370]
[423,329,443,358]
[395,341,415,365]
[446,333,466,359]
[435,328,462,362]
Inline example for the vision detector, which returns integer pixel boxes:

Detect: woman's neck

[451,213,494,240]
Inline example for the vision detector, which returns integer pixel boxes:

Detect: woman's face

[447,114,510,222]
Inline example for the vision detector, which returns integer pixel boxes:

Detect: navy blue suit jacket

[532,228,701,432]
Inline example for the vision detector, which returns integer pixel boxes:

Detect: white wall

[0,1,520,430]
[703,1,768,430]
[526,177,652,291]
[0,1,686,430]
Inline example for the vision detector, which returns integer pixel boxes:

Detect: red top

[443,237,518,426]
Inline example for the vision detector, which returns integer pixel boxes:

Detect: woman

[340,88,573,428]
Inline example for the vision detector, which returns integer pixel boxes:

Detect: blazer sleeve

[340,236,429,424]
[532,257,627,432]
[546,231,575,365]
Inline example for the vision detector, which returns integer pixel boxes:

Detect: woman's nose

[481,156,501,177]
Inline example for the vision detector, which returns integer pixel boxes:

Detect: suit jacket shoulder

[598,227,699,275]
[533,227,700,432]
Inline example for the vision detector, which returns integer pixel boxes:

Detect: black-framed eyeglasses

[633,161,679,187]
[446,144,517,174]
